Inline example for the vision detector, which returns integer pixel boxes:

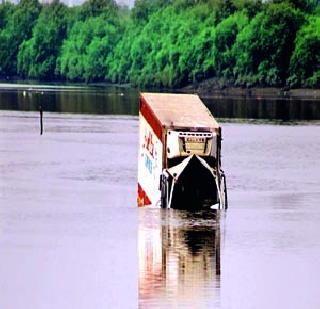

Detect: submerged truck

[137,93,227,209]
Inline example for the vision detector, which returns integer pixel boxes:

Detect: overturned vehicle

[137,93,227,210]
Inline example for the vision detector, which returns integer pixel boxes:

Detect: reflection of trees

[0,88,139,115]
[56,89,138,115]
[139,209,220,307]
[204,96,320,120]
[0,89,319,120]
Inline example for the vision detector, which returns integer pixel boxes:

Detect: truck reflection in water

[139,209,221,307]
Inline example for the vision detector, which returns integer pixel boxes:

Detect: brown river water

[0,84,319,309]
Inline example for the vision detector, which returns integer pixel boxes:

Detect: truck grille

[178,132,213,155]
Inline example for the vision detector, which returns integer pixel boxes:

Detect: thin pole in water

[39,105,43,135]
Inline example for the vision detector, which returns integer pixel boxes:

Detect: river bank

[181,78,320,100]
[1,79,320,101]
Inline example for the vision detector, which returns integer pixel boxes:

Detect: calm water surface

[0,85,319,309]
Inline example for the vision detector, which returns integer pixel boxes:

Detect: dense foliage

[18,0,69,79]
[0,0,319,88]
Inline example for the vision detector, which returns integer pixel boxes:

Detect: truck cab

[161,128,225,209]
[138,93,227,210]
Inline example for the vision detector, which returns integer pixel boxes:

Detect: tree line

[0,0,319,88]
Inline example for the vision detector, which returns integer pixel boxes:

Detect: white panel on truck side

[138,113,163,207]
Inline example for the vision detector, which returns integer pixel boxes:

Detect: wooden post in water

[39,105,43,135]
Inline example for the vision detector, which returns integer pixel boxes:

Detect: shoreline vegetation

[1,80,320,101]
[181,77,320,99]
[0,0,319,90]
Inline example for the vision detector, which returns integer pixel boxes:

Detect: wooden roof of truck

[140,93,220,137]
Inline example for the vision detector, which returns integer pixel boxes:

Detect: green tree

[0,0,40,76]
[272,0,318,13]
[131,0,169,23]
[0,2,14,30]
[289,16,320,87]
[78,0,118,20]
[232,0,262,19]
[106,21,140,83]
[232,3,304,86]
[18,0,69,79]
[210,11,248,77]
[0,0,319,88]
[58,17,119,82]
[115,3,217,87]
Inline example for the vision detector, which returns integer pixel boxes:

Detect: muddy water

[138,122,320,309]
[0,86,320,308]
[0,111,138,309]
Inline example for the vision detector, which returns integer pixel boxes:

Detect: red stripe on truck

[137,183,152,207]
[140,95,163,141]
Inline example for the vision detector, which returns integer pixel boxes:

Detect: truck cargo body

[138,93,227,209]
